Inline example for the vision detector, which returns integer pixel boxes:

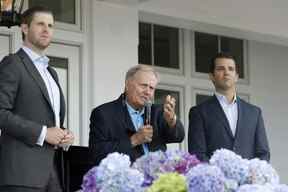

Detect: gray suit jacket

[188,95,270,161]
[0,49,65,188]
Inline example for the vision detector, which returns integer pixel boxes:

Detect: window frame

[27,0,83,32]
[138,21,184,76]
[191,31,249,84]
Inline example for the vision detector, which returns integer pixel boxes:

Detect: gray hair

[125,64,160,81]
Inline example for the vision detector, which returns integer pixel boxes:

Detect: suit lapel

[116,95,136,133]
[47,66,66,126]
[211,95,234,138]
[17,49,53,110]
[234,98,243,138]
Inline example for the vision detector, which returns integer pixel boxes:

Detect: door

[46,42,81,145]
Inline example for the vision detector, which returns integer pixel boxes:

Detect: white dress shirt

[215,92,238,136]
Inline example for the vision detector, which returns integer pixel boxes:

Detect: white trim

[156,83,185,150]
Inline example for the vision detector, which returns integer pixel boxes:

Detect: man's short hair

[21,6,53,40]
[125,64,160,82]
[209,52,238,73]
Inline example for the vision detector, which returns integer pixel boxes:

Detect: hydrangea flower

[164,149,200,174]
[82,167,100,192]
[236,184,273,192]
[82,152,144,192]
[132,150,167,185]
[272,184,288,192]
[133,150,200,186]
[210,149,249,185]
[186,164,225,192]
[247,158,279,185]
[147,173,187,192]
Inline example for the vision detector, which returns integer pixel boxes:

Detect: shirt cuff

[36,125,47,146]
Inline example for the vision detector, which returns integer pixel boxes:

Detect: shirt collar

[22,46,49,67]
[126,101,144,116]
[215,92,237,105]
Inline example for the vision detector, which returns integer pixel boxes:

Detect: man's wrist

[168,114,177,127]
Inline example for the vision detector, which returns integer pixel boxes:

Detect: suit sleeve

[157,106,185,143]
[0,56,42,146]
[255,109,270,161]
[188,106,208,161]
[89,108,133,165]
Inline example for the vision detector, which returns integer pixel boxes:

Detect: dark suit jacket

[188,95,270,161]
[89,94,185,165]
[0,49,66,188]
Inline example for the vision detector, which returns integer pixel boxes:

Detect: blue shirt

[126,102,149,154]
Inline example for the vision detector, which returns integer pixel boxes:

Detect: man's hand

[163,95,177,128]
[60,129,74,145]
[45,127,66,145]
[130,125,153,147]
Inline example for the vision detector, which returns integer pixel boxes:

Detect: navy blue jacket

[89,94,185,165]
[188,95,270,161]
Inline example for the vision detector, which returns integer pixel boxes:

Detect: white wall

[248,41,288,183]
[91,1,138,107]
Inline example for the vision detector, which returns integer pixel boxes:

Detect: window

[195,32,245,79]
[29,0,77,25]
[139,22,180,70]
[154,88,181,119]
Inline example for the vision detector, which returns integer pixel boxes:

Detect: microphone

[144,100,152,125]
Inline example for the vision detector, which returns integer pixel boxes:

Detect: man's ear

[209,73,214,82]
[21,24,28,36]
[235,73,239,83]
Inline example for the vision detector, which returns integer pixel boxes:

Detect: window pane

[48,56,68,69]
[154,89,180,118]
[220,37,244,78]
[138,22,152,65]
[29,0,76,24]
[196,94,212,105]
[154,24,179,69]
[195,32,218,73]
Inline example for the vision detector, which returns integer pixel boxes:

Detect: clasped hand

[45,127,74,146]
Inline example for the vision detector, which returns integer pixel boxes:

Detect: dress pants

[0,166,62,192]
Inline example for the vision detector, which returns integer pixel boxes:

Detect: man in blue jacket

[188,52,270,161]
[89,65,185,165]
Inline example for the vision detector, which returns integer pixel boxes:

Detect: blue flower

[186,164,225,192]
[247,158,279,185]
[81,152,144,192]
[210,149,249,185]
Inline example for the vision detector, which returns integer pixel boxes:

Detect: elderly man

[89,65,185,164]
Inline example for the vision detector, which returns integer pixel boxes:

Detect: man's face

[22,12,54,52]
[209,58,239,92]
[125,70,158,110]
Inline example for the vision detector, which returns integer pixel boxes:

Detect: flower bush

[81,149,288,192]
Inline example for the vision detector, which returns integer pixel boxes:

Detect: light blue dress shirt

[126,102,149,154]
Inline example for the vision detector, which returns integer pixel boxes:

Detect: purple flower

[186,164,225,192]
[81,167,99,192]
[81,152,144,192]
[133,149,200,186]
